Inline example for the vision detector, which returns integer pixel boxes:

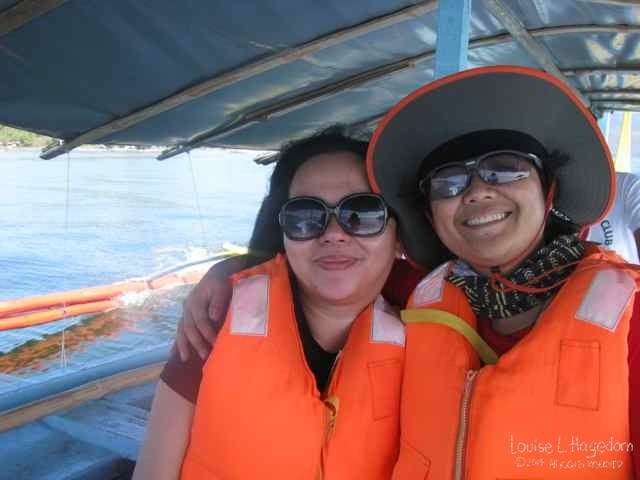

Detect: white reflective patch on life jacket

[230,274,269,336]
[576,268,636,332]
[410,261,451,308]
[371,296,405,346]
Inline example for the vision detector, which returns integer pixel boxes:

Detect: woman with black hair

[134,129,405,480]
[367,65,639,479]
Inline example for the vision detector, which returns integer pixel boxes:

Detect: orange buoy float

[0,300,119,331]
[0,244,247,331]
[0,281,147,318]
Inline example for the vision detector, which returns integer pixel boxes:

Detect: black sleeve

[160,343,205,403]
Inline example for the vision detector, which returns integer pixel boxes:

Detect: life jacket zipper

[455,369,478,480]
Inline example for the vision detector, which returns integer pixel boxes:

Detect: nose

[462,173,496,204]
[320,214,349,243]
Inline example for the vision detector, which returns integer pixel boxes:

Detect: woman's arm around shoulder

[132,380,195,480]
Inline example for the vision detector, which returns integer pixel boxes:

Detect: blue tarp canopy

[1,0,639,159]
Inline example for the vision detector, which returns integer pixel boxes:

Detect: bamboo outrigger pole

[0,362,164,433]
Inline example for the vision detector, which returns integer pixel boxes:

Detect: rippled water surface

[0,148,272,387]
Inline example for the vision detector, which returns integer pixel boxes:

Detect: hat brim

[367,65,614,269]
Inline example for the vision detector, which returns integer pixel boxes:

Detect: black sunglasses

[419,150,544,201]
[278,193,389,241]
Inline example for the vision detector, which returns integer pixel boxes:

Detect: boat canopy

[1,0,639,160]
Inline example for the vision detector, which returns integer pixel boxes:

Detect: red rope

[489,257,640,294]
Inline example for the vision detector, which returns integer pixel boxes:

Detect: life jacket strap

[401,308,498,365]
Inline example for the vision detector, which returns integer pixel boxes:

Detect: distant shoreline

[0,144,164,152]
[0,145,272,158]
[0,128,273,155]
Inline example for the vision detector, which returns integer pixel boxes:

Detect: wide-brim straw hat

[366,65,614,269]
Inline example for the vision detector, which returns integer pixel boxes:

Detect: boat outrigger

[0,243,247,330]
[1,0,640,478]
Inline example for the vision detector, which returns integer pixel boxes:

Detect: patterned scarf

[447,235,585,319]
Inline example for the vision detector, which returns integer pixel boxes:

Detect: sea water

[0,148,272,387]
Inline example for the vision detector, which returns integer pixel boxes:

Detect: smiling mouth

[464,212,510,227]
[315,256,358,270]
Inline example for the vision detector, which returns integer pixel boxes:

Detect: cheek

[522,185,547,218]
[373,226,399,260]
[283,238,311,266]
[513,173,545,207]
[354,222,397,263]
[430,202,455,236]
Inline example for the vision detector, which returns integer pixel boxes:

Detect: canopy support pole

[587,89,640,98]
[0,0,69,36]
[594,101,640,112]
[39,0,438,160]
[564,67,640,77]
[482,0,593,111]
[582,0,640,5]
[39,3,637,159]
[434,0,471,78]
[157,59,413,160]
[157,23,640,160]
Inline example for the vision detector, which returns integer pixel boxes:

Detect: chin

[462,239,509,260]
[313,281,360,303]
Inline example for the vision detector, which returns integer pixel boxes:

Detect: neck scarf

[447,235,585,319]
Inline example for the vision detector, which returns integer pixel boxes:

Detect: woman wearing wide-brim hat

[367,65,640,479]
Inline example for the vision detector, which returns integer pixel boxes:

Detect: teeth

[466,212,508,226]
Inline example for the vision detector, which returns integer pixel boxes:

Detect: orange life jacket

[393,245,637,479]
[180,254,405,480]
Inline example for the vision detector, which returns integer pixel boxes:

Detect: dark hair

[247,126,368,259]
[541,150,581,240]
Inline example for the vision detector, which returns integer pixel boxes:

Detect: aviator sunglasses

[419,150,544,201]
[278,193,389,241]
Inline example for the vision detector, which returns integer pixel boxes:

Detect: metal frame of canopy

[159,0,639,162]
[1,0,639,160]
